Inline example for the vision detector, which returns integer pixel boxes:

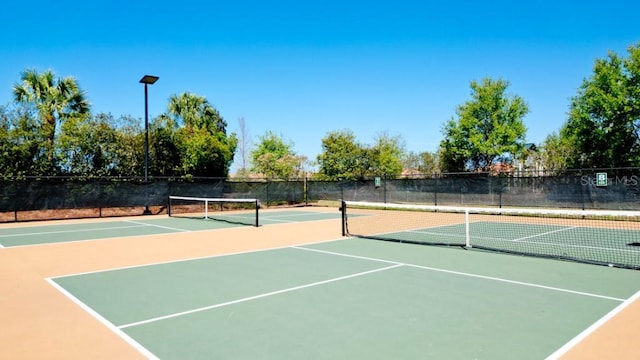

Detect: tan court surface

[0,209,638,359]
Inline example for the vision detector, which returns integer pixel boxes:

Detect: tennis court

[49,238,639,359]
[1,203,639,359]
[0,208,343,247]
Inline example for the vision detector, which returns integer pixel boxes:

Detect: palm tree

[165,92,237,177]
[12,69,90,173]
[167,92,227,133]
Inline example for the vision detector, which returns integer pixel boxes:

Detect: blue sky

[1,0,638,171]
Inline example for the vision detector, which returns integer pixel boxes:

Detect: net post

[464,209,471,248]
[255,199,259,227]
[204,199,209,220]
[168,196,172,217]
[341,200,347,236]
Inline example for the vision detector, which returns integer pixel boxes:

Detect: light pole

[139,75,159,215]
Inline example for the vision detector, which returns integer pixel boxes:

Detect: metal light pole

[139,75,159,215]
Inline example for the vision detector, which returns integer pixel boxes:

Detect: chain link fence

[1,169,638,221]
[306,169,640,210]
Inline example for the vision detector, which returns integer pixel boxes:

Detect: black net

[168,196,259,227]
[342,201,640,269]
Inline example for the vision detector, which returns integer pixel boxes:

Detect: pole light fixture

[139,75,159,215]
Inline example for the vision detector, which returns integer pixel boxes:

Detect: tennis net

[168,196,260,227]
[341,201,640,269]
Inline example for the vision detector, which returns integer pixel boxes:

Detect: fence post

[383,174,387,203]
[499,177,503,208]
[341,200,346,236]
[265,180,269,208]
[304,175,308,206]
[434,175,438,206]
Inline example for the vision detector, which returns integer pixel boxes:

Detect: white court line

[407,226,639,255]
[260,217,297,223]
[48,238,633,359]
[545,289,640,359]
[513,226,577,242]
[46,278,159,360]
[493,238,640,255]
[263,212,337,219]
[51,238,345,278]
[0,224,146,238]
[293,246,626,302]
[261,212,339,224]
[118,264,403,329]
[407,230,468,240]
[124,220,190,232]
[3,220,225,249]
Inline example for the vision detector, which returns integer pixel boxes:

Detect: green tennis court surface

[0,210,342,247]
[50,238,639,359]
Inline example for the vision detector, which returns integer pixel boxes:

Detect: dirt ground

[0,209,638,359]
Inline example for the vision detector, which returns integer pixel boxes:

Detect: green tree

[364,132,405,177]
[110,114,144,176]
[0,106,12,176]
[149,114,181,176]
[57,113,120,176]
[539,132,575,173]
[234,116,252,178]
[250,131,305,178]
[168,92,227,133]
[561,43,640,168]
[175,127,234,176]
[167,92,237,177]
[316,129,365,180]
[1,103,44,176]
[403,150,439,174]
[439,78,528,172]
[12,69,90,174]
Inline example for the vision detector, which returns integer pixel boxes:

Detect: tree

[250,131,305,178]
[560,43,640,168]
[403,150,439,174]
[168,92,227,133]
[0,106,12,176]
[149,114,181,176]
[167,92,237,177]
[176,126,236,177]
[316,129,365,180]
[439,78,528,172]
[12,69,90,174]
[1,103,47,176]
[57,113,121,176]
[539,132,575,173]
[110,114,145,176]
[235,116,251,177]
[364,132,405,177]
